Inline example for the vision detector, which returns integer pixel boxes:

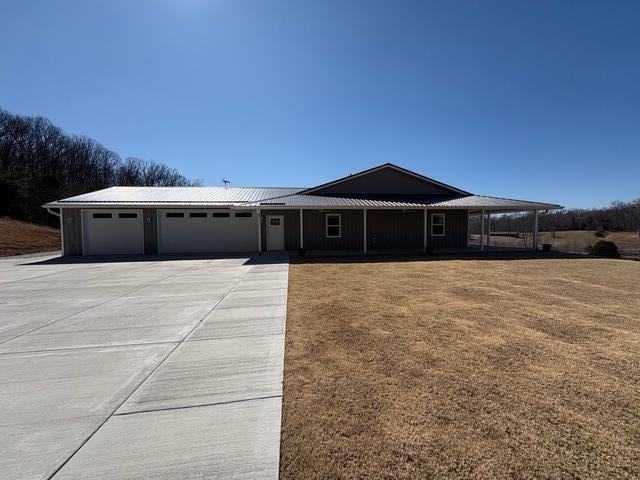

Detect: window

[118,212,137,219]
[431,213,445,236]
[269,217,280,226]
[92,213,112,219]
[189,212,207,218]
[235,212,252,218]
[325,214,341,238]
[212,212,230,218]
[166,212,184,218]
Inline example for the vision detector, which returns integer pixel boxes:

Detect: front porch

[257,207,550,255]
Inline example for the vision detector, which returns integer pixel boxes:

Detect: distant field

[470,230,640,257]
[606,231,640,257]
[0,218,60,256]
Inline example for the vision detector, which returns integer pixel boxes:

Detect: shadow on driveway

[19,253,289,266]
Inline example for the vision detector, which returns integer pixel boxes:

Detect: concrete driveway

[0,254,288,480]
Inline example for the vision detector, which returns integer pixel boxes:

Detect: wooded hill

[0,107,198,226]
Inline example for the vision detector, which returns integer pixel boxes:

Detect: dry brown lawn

[0,217,60,256]
[281,256,640,480]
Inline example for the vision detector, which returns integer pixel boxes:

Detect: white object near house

[266,215,285,251]
[82,209,144,255]
[158,210,255,254]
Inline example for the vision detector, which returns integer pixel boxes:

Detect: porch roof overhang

[250,193,562,211]
[425,195,563,213]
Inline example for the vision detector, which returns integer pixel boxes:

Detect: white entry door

[266,215,285,251]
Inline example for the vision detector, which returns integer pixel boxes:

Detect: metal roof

[252,194,431,208]
[250,193,560,210]
[45,186,303,206]
[44,187,562,211]
[426,195,562,211]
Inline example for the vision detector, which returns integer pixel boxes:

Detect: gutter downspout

[533,210,539,251]
[256,208,262,256]
[46,207,63,256]
[480,209,486,252]
[46,207,61,218]
[363,209,367,255]
[299,208,305,255]
[423,208,428,254]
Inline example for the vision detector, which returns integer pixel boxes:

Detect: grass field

[281,256,640,479]
[0,217,60,256]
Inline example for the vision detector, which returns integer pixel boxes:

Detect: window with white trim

[431,213,445,236]
[325,214,341,238]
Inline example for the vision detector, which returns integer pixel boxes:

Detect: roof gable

[300,163,470,197]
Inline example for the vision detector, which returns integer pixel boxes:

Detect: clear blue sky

[1,1,638,208]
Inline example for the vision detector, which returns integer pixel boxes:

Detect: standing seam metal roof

[424,195,562,210]
[45,187,561,211]
[251,194,432,208]
[250,193,560,210]
[47,186,303,204]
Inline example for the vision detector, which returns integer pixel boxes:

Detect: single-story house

[43,163,562,256]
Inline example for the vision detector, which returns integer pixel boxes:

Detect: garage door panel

[82,210,144,255]
[159,210,256,253]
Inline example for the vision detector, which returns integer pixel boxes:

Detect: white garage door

[82,210,144,255]
[158,209,257,254]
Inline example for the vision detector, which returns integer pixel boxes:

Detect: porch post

[533,210,539,250]
[363,209,367,254]
[299,208,304,250]
[423,208,428,252]
[480,209,486,252]
[256,208,262,255]
[487,213,491,247]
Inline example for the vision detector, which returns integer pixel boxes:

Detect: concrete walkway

[0,254,288,480]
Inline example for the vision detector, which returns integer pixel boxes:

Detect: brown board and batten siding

[260,209,300,251]
[367,209,422,250]
[309,167,457,196]
[427,209,468,249]
[143,208,158,254]
[61,208,82,256]
[302,209,364,250]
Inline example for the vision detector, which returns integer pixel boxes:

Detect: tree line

[471,199,640,234]
[0,107,198,225]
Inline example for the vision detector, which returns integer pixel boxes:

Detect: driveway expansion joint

[113,394,284,417]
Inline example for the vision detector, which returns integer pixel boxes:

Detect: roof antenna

[222,178,230,188]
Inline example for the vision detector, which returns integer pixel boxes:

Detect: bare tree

[0,107,198,224]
